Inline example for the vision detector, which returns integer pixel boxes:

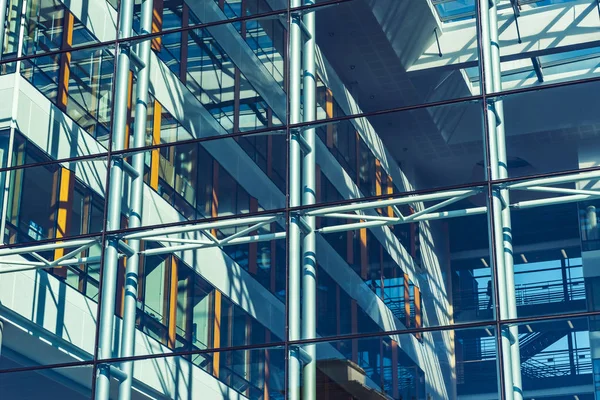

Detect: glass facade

[0,0,599,399]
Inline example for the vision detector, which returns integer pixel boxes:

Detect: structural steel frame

[0,0,599,399]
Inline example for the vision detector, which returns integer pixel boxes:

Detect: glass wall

[0,0,599,399]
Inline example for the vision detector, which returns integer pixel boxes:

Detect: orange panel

[212,291,222,378]
[150,101,162,189]
[151,0,164,51]
[415,286,422,340]
[167,257,179,348]
[58,12,75,109]
[386,175,394,219]
[360,228,368,280]
[404,273,410,327]
[53,167,74,278]
[325,88,334,148]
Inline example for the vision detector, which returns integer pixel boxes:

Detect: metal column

[0,0,8,59]
[488,0,522,398]
[95,0,134,398]
[0,0,27,245]
[118,0,153,398]
[288,1,303,399]
[479,0,515,399]
[480,0,523,398]
[301,2,316,400]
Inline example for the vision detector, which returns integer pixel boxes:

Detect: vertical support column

[95,0,134,398]
[479,0,520,398]
[118,0,153,395]
[288,0,303,399]
[0,0,7,59]
[488,0,522,398]
[0,0,27,245]
[301,1,316,400]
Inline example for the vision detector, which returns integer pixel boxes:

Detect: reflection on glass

[506,317,594,397]
[298,327,498,400]
[105,346,285,400]
[0,365,93,398]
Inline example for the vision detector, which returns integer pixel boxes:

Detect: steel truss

[1,172,599,268]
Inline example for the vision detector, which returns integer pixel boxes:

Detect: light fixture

[480,258,489,267]
[561,249,568,259]
[520,254,528,263]
[526,324,533,333]
[485,328,493,337]
[567,320,574,329]
[574,395,580,400]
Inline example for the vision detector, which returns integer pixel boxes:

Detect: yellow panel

[53,167,74,277]
[150,101,162,190]
[212,291,222,378]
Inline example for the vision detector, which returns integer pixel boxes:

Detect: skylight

[431,0,581,23]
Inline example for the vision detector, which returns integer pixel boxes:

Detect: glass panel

[0,157,108,246]
[105,345,285,400]
[96,224,285,359]
[309,99,484,204]
[493,179,600,319]
[493,81,600,180]
[306,0,480,118]
[121,136,286,227]
[127,13,287,142]
[0,238,101,369]
[296,326,499,399]
[504,317,595,398]
[20,44,115,147]
[303,186,491,339]
[0,364,93,397]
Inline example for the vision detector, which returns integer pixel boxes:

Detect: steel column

[117,0,153,398]
[301,2,316,400]
[288,1,303,399]
[0,0,26,245]
[479,0,514,398]
[95,0,135,397]
[489,0,522,396]
[0,0,7,59]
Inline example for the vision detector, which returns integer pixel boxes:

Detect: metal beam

[141,232,287,257]
[122,215,281,241]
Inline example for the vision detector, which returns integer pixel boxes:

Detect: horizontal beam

[305,189,478,217]
[142,232,286,256]
[122,215,282,241]
[0,256,101,274]
[0,239,97,257]
[506,170,600,189]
